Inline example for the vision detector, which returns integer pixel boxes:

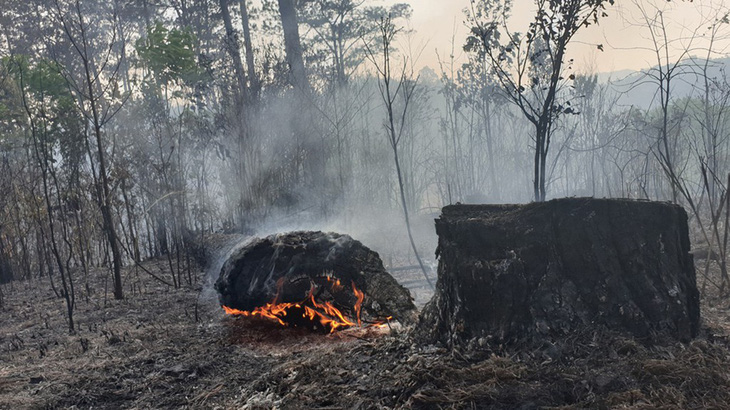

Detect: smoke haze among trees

[1,0,730,329]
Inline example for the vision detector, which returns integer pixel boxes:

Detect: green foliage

[0,58,25,135]
[136,22,200,86]
[26,60,70,103]
[4,56,70,102]
[0,55,85,175]
[0,55,76,137]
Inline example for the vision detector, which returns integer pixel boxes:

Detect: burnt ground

[1,257,730,409]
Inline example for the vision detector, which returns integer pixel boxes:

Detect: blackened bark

[215,231,418,324]
[418,198,700,346]
[220,0,247,97]
[239,0,259,98]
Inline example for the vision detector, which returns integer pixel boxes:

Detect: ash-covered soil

[1,257,730,409]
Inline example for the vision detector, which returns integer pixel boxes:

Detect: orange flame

[352,283,364,327]
[222,279,388,333]
[326,275,344,292]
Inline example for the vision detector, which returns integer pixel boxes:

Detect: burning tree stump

[215,231,418,331]
[418,198,700,346]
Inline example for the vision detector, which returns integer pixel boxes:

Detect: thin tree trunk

[239,0,259,97]
[220,0,247,97]
[534,128,542,202]
[393,148,434,289]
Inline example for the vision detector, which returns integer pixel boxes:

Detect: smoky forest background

[1,0,730,334]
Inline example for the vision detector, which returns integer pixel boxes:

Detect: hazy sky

[379,0,730,75]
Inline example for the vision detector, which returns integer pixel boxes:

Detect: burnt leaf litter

[0,256,729,409]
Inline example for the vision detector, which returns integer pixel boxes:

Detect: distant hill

[596,56,730,109]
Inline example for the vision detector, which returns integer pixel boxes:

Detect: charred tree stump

[215,231,418,324]
[418,198,700,346]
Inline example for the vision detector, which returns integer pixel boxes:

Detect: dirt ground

[1,256,730,409]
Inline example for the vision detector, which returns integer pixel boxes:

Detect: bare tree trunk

[483,101,499,200]
[220,0,247,97]
[277,0,309,91]
[533,131,542,202]
[120,178,140,263]
[90,83,124,301]
[239,0,259,97]
[55,0,125,299]
[20,68,76,332]
[393,148,433,289]
[368,17,433,289]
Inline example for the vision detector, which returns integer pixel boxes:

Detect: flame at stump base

[222,279,389,334]
[215,231,417,328]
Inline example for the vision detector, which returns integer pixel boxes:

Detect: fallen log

[215,231,418,326]
[418,198,700,346]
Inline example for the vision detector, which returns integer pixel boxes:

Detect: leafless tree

[52,0,127,300]
[366,16,433,289]
[467,0,614,201]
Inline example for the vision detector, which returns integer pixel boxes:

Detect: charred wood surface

[215,231,418,324]
[418,198,700,346]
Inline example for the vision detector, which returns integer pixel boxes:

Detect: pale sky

[380,0,730,75]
